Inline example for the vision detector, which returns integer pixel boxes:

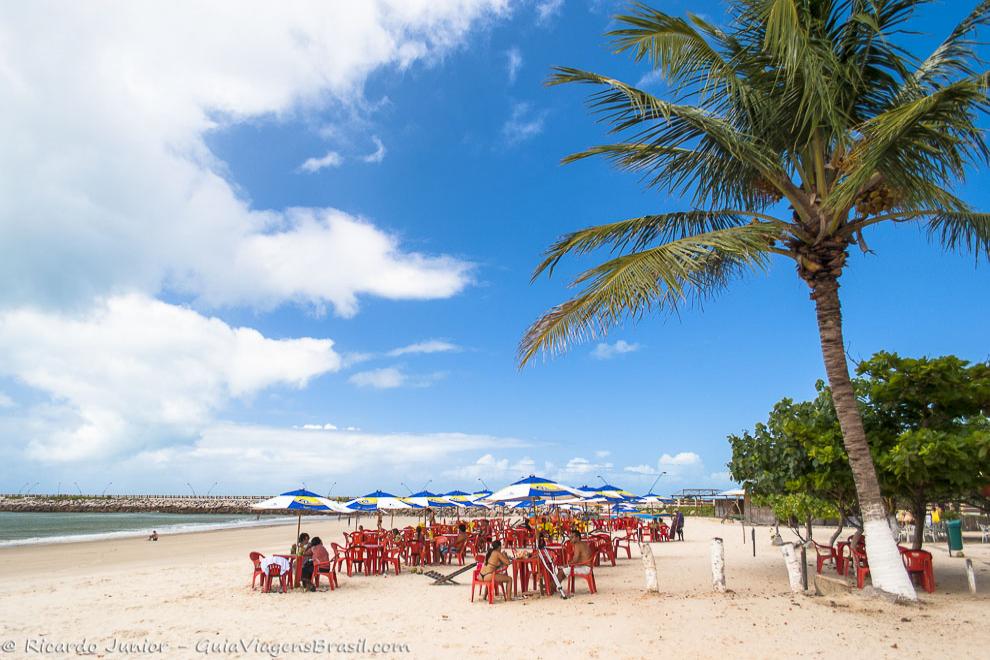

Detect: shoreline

[0,512,306,548]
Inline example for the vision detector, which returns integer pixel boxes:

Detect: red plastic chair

[263,564,288,593]
[901,549,935,593]
[851,547,870,589]
[470,558,510,604]
[613,534,632,559]
[383,547,403,576]
[312,560,337,590]
[249,552,266,589]
[566,558,597,595]
[812,542,837,574]
[332,542,363,576]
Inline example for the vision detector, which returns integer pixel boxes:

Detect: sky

[0,0,987,498]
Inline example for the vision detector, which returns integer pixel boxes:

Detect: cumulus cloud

[361,136,387,164]
[0,1,505,314]
[298,150,344,172]
[387,339,460,357]
[535,0,564,24]
[349,367,406,389]
[502,102,546,145]
[297,423,339,431]
[591,339,640,360]
[0,294,341,461]
[117,425,529,493]
[506,47,523,83]
[444,454,549,482]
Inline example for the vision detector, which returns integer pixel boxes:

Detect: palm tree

[520,0,990,600]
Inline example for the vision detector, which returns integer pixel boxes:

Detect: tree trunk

[912,498,926,551]
[828,517,845,547]
[780,542,804,593]
[810,277,916,599]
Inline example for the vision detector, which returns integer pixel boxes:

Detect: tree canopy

[729,352,990,547]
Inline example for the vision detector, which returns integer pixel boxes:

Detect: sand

[0,517,988,659]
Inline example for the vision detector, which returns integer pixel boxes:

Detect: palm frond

[519,223,780,365]
[533,210,765,279]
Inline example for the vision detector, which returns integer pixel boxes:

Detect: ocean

[0,511,294,547]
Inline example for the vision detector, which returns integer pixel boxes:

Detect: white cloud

[506,47,523,84]
[636,69,665,89]
[298,150,344,172]
[624,464,656,475]
[535,0,564,24]
[660,451,702,466]
[387,339,460,357]
[0,294,340,461]
[120,425,529,493]
[361,136,387,164]
[298,423,338,431]
[594,450,611,458]
[502,102,546,145]
[198,208,472,317]
[349,367,406,389]
[0,1,506,315]
[0,392,14,408]
[591,339,640,360]
[559,456,613,476]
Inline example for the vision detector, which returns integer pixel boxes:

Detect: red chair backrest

[902,550,931,570]
[267,564,282,576]
[249,551,264,568]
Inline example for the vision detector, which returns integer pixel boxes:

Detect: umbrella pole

[296,513,301,546]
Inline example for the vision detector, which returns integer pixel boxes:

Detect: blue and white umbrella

[252,488,351,542]
[345,490,420,511]
[252,489,352,513]
[405,490,457,509]
[488,475,583,503]
[443,490,489,508]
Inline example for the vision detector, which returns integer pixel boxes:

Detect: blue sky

[0,1,987,497]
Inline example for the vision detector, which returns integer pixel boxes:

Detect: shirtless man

[559,529,594,581]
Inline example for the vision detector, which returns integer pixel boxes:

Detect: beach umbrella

[346,490,421,528]
[405,490,457,509]
[443,490,487,507]
[470,489,493,502]
[488,475,584,502]
[251,488,351,541]
[345,490,420,512]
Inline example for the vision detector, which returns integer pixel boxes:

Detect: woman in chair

[301,537,331,591]
[479,540,512,597]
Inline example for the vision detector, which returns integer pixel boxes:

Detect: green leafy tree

[859,352,990,548]
[729,385,857,543]
[752,493,840,542]
[520,1,990,599]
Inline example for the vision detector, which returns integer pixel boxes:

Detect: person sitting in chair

[479,540,512,597]
[559,529,594,581]
[301,537,331,591]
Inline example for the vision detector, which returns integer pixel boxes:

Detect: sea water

[0,511,295,547]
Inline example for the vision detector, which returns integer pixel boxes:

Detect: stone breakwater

[0,495,287,515]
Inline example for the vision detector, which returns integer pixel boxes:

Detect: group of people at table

[253,513,683,600]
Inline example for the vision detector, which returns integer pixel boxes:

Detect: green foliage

[730,351,990,518]
[521,0,990,365]
[729,382,857,513]
[752,493,839,523]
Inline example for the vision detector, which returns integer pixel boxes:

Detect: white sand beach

[1,517,987,659]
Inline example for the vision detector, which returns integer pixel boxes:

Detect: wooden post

[711,537,726,593]
[751,528,756,556]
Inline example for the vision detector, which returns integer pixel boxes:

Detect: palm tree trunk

[811,277,916,599]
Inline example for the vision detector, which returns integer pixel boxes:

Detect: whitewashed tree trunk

[864,518,916,598]
[640,542,659,592]
[780,543,804,593]
[711,538,726,593]
[965,559,977,594]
